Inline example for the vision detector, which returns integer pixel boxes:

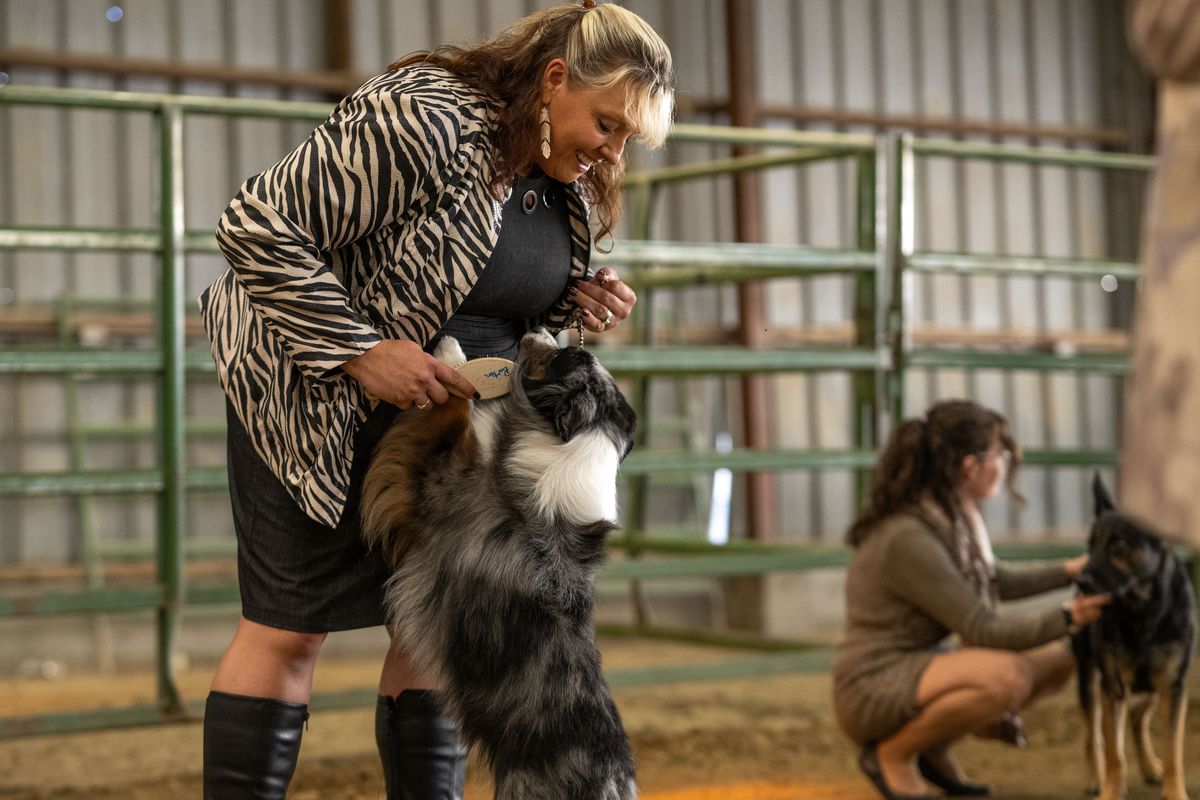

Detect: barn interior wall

[0,0,1151,571]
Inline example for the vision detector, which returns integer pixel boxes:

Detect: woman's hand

[1066,592,1112,626]
[1063,554,1089,579]
[341,339,478,411]
[571,268,636,334]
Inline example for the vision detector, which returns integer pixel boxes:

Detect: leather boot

[375,690,468,800]
[203,690,309,799]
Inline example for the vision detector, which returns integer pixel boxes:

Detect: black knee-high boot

[203,690,309,799]
[375,690,468,800]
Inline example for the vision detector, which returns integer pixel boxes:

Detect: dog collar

[456,357,515,399]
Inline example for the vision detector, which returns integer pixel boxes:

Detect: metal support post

[156,104,186,717]
[886,133,915,425]
[851,152,880,505]
[725,0,776,540]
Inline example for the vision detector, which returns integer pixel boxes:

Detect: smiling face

[540,58,636,183]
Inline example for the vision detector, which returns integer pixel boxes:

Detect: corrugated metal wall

[0,0,1151,564]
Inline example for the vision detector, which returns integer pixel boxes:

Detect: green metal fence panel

[595,240,876,288]
[904,349,1129,373]
[911,137,1155,170]
[596,346,884,376]
[0,347,215,373]
[0,85,1166,739]
[907,252,1139,280]
[622,448,877,475]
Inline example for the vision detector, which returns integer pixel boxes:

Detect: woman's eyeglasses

[977,450,1013,465]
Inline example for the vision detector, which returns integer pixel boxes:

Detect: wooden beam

[0,48,1135,147]
[678,96,1132,146]
[0,48,357,95]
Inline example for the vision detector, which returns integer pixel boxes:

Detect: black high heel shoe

[917,754,992,797]
[857,743,937,800]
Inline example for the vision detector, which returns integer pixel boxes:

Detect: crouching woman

[832,399,1110,800]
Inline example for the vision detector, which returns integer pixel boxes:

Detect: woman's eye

[597,119,614,134]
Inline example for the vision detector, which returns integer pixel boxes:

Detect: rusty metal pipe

[725,0,777,541]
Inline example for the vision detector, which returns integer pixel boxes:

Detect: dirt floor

[1,637,1198,800]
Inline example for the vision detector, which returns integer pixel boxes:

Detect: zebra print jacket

[199,65,593,527]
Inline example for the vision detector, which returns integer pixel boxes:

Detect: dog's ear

[553,385,599,442]
[612,397,639,461]
[1092,472,1116,517]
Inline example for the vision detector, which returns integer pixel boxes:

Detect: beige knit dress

[831,506,1072,745]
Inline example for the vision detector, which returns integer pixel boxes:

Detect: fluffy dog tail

[360,397,474,566]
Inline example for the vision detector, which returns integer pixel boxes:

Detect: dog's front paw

[433,336,468,369]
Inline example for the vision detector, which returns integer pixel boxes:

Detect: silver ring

[417,400,430,410]
[601,308,614,326]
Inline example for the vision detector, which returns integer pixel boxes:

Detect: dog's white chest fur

[506,428,620,525]
[439,331,624,525]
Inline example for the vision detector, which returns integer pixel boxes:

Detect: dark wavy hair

[846,399,1023,546]
[389,2,675,244]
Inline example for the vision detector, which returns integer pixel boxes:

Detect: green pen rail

[0,85,1157,739]
[884,132,1152,426]
[0,86,330,736]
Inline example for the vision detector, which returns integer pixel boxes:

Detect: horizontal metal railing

[0,85,1163,738]
[885,132,1152,428]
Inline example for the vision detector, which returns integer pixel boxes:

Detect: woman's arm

[994,552,1089,600]
[883,529,1070,650]
[994,561,1072,601]
[215,85,457,382]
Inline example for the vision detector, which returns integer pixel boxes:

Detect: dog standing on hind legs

[360,328,639,800]
[1072,474,1196,800]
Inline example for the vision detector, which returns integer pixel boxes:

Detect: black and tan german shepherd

[360,329,639,800]
[1072,474,1196,800]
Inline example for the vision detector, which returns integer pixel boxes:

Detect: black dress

[225,173,573,632]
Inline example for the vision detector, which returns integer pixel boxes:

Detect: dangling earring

[539,105,551,160]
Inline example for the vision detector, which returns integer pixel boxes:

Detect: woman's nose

[600,135,628,164]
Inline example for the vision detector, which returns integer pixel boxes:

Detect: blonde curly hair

[390,2,675,242]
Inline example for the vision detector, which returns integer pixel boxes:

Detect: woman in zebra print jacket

[198,3,674,798]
